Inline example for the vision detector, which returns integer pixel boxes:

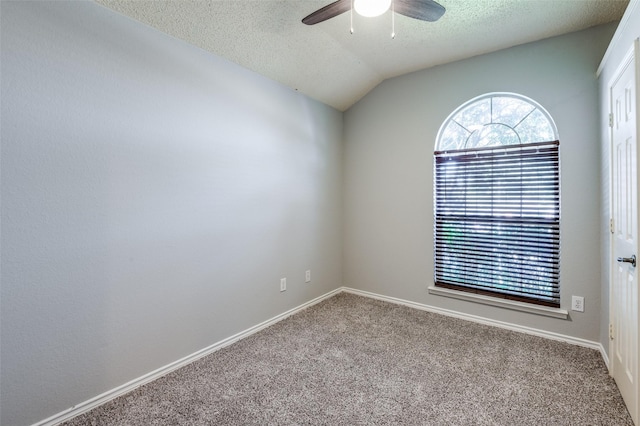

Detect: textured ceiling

[95,0,629,111]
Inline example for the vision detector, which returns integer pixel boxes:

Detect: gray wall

[0,1,625,424]
[343,24,616,343]
[0,2,343,425]
[597,2,640,357]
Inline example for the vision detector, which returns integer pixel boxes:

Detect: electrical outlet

[305,270,311,283]
[571,296,584,312]
[280,278,286,292]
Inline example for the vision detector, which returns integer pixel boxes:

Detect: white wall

[0,2,343,425]
[343,24,616,343]
[597,0,640,357]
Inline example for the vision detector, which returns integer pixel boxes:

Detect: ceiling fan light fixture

[353,0,392,17]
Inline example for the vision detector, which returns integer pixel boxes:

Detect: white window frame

[429,93,568,319]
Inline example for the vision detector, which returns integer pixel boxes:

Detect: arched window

[437,93,558,150]
[434,93,560,307]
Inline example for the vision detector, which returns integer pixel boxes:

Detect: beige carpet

[63,293,633,425]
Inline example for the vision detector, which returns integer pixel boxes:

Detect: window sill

[427,286,569,319]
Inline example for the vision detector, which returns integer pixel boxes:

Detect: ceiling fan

[302,0,445,25]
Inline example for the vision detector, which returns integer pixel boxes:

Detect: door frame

[608,38,640,423]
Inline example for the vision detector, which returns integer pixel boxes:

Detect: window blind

[434,141,560,307]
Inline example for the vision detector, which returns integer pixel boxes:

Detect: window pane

[467,123,520,148]
[516,108,556,143]
[439,121,468,151]
[492,96,535,128]
[453,98,490,131]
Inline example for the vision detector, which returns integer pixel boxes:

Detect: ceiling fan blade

[394,0,445,22]
[302,0,351,25]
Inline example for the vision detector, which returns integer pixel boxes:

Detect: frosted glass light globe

[353,0,392,17]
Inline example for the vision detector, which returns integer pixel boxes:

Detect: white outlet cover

[571,296,584,312]
[305,270,311,283]
[280,278,286,292]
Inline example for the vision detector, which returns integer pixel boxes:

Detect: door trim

[608,39,640,424]
[608,42,637,374]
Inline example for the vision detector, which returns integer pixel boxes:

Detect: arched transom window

[433,93,561,308]
[437,93,558,151]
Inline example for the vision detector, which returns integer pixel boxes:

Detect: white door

[611,41,639,425]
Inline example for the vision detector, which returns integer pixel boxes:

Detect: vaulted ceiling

[96,0,629,111]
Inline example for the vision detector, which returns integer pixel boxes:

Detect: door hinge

[610,218,615,234]
[609,113,614,127]
[609,323,614,340]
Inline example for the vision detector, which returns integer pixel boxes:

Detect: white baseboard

[34,288,342,426]
[35,286,609,425]
[341,287,604,353]
[599,343,611,370]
